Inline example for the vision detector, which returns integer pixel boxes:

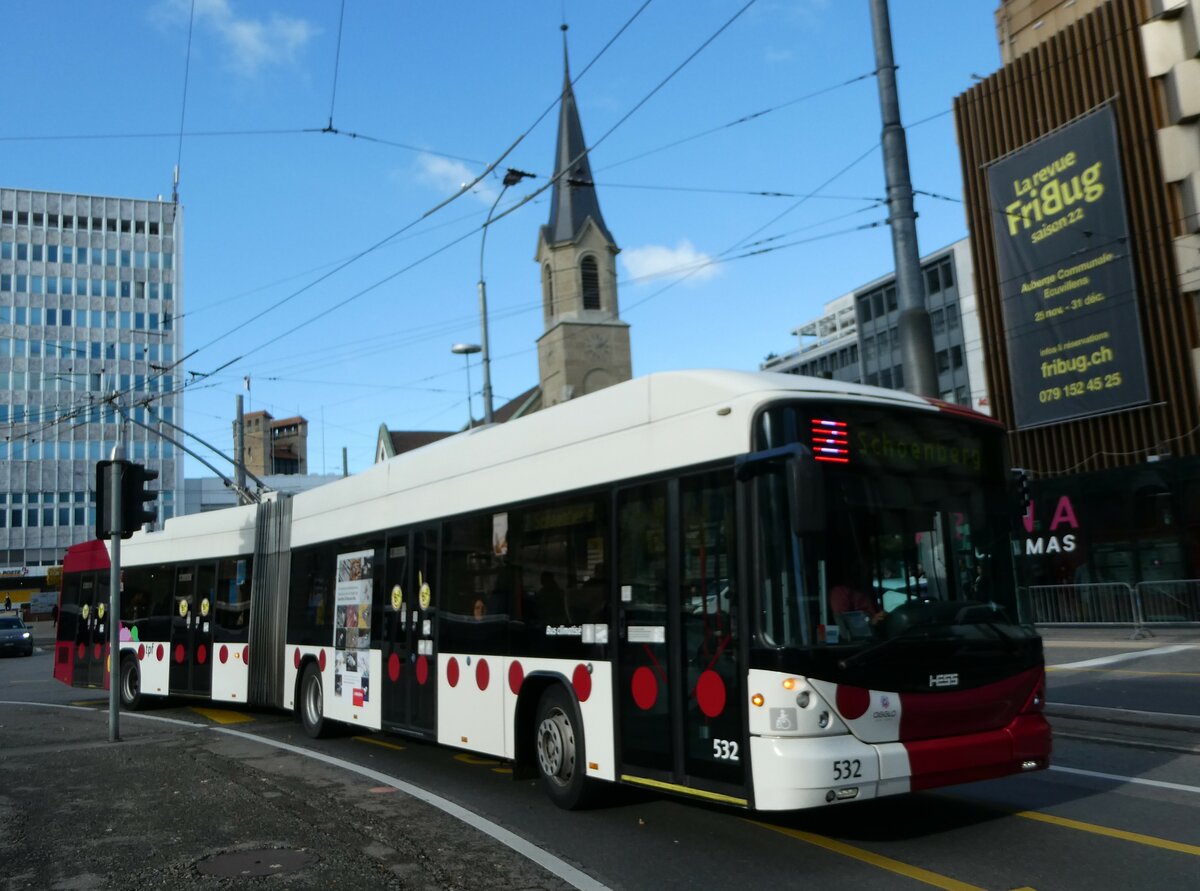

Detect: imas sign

[1021,495,1079,555]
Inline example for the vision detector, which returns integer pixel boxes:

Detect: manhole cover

[197,849,316,878]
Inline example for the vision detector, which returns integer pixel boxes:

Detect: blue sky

[2,0,1002,476]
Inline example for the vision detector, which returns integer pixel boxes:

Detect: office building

[0,187,182,589]
[763,239,991,414]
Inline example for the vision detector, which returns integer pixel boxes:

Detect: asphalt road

[2,628,1198,890]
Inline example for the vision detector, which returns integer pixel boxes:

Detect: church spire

[543,24,613,246]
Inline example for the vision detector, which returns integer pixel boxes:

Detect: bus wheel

[119,656,143,710]
[535,686,591,809]
[300,662,328,739]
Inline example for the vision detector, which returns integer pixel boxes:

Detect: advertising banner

[333,549,373,706]
[986,105,1149,428]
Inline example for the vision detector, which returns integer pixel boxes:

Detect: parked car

[0,614,34,657]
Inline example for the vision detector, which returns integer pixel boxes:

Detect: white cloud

[162,0,316,76]
[413,154,498,205]
[621,240,720,285]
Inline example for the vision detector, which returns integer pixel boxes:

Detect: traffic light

[94,460,119,540]
[1011,467,1033,514]
[121,461,159,535]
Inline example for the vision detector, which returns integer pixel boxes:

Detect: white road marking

[1049,765,1200,795]
[1051,644,1197,670]
[0,701,611,891]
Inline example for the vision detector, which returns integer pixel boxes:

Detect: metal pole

[869,0,939,397]
[478,192,503,425]
[342,446,348,478]
[108,441,123,743]
[235,395,247,504]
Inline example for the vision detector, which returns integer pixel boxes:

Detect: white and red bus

[56,370,1050,810]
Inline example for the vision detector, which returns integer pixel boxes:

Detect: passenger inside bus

[828,570,882,639]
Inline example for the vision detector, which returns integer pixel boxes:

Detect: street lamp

[451,342,482,428]
[478,167,536,424]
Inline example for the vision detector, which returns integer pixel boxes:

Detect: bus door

[192,562,216,696]
[73,573,110,688]
[381,527,439,737]
[170,565,211,695]
[616,472,745,799]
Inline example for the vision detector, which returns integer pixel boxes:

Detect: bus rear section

[742,400,1050,810]
[55,540,113,691]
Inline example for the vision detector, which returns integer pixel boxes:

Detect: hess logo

[929,673,960,688]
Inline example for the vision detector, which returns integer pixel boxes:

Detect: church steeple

[542,24,613,246]
[534,24,631,409]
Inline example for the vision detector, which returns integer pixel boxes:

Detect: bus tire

[119,656,143,711]
[299,662,329,739]
[535,685,592,810]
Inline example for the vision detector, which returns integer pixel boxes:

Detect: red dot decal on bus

[318,650,327,672]
[197,644,208,665]
[695,670,726,718]
[416,655,429,686]
[77,643,85,661]
[156,644,164,662]
[572,663,592,702]
[388,652,401,683]
[632,666,657,711]
[446,657,460,688]
[219,645,229,664]
[508,661,524,695]
[836,684,870,720]
[293,648,301,669]
[243,646,249,666]
[138,644,146,661]
[93,643,102,660]
[174,644,185,664]
[476,658,490,691]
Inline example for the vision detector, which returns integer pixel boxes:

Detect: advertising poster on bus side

[985,104,1149,429]
[334,549,373,706]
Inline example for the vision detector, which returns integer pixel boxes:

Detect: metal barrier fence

[1134,579,1200,623]
[1024,579,1200,637]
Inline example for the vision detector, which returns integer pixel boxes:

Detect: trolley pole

[108,447,123,743]
[869,0,939,397]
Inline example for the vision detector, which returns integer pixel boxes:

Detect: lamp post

[478,167,535,424]
[451,342,482,428]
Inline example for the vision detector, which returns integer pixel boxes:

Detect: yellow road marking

[454,753,500,766]
[623,774,748,807]
[188,706,254,725]
[492,767,513,775]
[354,735,406,752]
[1047,667,1200,677]
[1016,810,1200,856]
[751,820,987,890]
[69,699,107,707]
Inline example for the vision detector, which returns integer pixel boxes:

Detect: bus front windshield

[754,402,1021,650]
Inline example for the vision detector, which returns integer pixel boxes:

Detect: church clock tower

[536,26,632,408]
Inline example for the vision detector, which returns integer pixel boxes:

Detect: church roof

[542,28,614,247]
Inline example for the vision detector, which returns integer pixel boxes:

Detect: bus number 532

[713,739,740,761]
[833,759,862,781]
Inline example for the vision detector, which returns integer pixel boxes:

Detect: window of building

[581,256,600,310]
[951,345,963,368]
[61,245,72,263]
[946,304,959,329]
[925,266,942,296]
[106,218,117,233]
[17,211,28,226]
[17,243,28,261]
[931,308,945,334]
[940,259,954,289]
[893,365,904,389]
[106,248,117,266]
[880,367,893,388]
[32,244,43,261]
[857,294,872,322]
[937,348,950,373]
[872,290,884,318]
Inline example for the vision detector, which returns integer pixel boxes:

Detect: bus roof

[117,369,982,557]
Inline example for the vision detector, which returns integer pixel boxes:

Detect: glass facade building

[0,188,182,574]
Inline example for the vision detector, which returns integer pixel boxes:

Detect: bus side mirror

[787,448,825,535]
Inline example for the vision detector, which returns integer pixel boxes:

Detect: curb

[1045,702,1200,733]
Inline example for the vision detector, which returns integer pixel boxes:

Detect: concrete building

[182,472,340,515]
[237,410,308,477]
[955,0,1200,584]
[0,187,183,586]
[763,239,992,414]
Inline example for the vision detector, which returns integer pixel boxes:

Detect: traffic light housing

[122,461,159,535]
[94,460,158,540]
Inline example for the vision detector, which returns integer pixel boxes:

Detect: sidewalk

[0,703,570,890]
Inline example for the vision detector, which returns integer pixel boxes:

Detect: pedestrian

[3,593,10,612]
[51,604,59,626]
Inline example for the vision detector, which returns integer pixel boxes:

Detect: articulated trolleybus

[57,370,1050,811]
